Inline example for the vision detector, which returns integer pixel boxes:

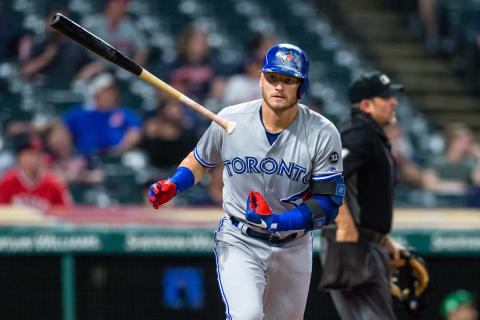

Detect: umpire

[319,71,409,320]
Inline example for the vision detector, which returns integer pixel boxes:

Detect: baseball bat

[50,13,236,134]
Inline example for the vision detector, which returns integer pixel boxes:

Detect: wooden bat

[50,13,236,134]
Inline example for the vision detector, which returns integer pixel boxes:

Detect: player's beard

[262,89,298,112]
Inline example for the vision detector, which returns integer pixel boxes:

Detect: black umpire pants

[319,234,397,320]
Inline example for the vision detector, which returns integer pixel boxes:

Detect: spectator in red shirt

[0,133,72,211]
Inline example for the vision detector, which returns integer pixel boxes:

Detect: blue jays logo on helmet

[261,43,309,98]
[278,50,294,64]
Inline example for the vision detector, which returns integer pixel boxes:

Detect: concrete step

[342,12,403,26]
[337,0,395,17]
[417,95,480,112]
[427,113,480,129]
[359,26,414,42]
[398,74,465,94]
[377,57,450,74]
[371,42,427,58]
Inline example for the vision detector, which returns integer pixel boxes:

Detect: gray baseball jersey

[195,99,343,319]
[195,99,343,236]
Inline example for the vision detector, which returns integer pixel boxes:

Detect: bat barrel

[50,13,142,76]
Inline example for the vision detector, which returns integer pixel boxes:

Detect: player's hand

[245,191,277,233]
[149,180,177,209]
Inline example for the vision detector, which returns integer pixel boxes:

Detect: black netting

[75,255,224,320]
[0,256,62,320]
[0,253,478,319]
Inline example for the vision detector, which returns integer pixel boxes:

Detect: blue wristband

[169,167,195,194]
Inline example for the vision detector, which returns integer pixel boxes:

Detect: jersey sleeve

[341,128,372,178]
[193,120,224,168]
[311,123,343,179]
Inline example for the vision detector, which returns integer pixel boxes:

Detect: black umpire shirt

[340,108,394,235]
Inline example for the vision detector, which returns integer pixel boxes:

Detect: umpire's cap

[349,71,404,104]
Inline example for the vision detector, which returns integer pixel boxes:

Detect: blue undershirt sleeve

[274,195,337,231]
[274,204,312,231]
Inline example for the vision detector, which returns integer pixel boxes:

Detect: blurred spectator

[20,8,103,86]
[0,133,72,211]
[0,1,27,61]
[221,56,261,106]
[5,120,34,137]
[441,289,478,320]
[221,33,277,106]
[385,123,425,188]
[84,0,149,68]
[169,25,222,105]
[248,33,278,67]
[418,0,440,55]
[140,95,196,170]
[423,123,480,198]
[44,121,104,186]
[468,16,480,92]
[62,73,141,156]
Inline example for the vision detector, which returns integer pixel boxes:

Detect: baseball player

[149,44,345,319]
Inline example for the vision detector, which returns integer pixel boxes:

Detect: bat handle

[139,70,236,135]
[177,94,237,135]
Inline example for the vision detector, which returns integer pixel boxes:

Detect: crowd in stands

[390,121,480,207]
[0,132,72,210]
[1,0,480,211]
[391,0,480,92]
[441,289,478,320]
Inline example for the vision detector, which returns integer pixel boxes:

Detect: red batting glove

[149,180,177,209]
[251,191,272,215]
[246,190,276,232]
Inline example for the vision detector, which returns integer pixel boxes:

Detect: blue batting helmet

[260,43,309,98]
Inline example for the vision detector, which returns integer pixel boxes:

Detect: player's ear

[259,73,264,89]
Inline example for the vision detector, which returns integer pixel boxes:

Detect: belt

[229,216,299,245]
[322,226,385,244]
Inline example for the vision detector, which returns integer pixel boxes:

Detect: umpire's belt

[229,216,299,245]
[322,226,385,244]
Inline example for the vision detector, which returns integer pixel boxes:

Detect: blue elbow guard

[327,175,345,207]
[304,175,346,229]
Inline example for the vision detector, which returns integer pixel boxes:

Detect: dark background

[1,254,478,319]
